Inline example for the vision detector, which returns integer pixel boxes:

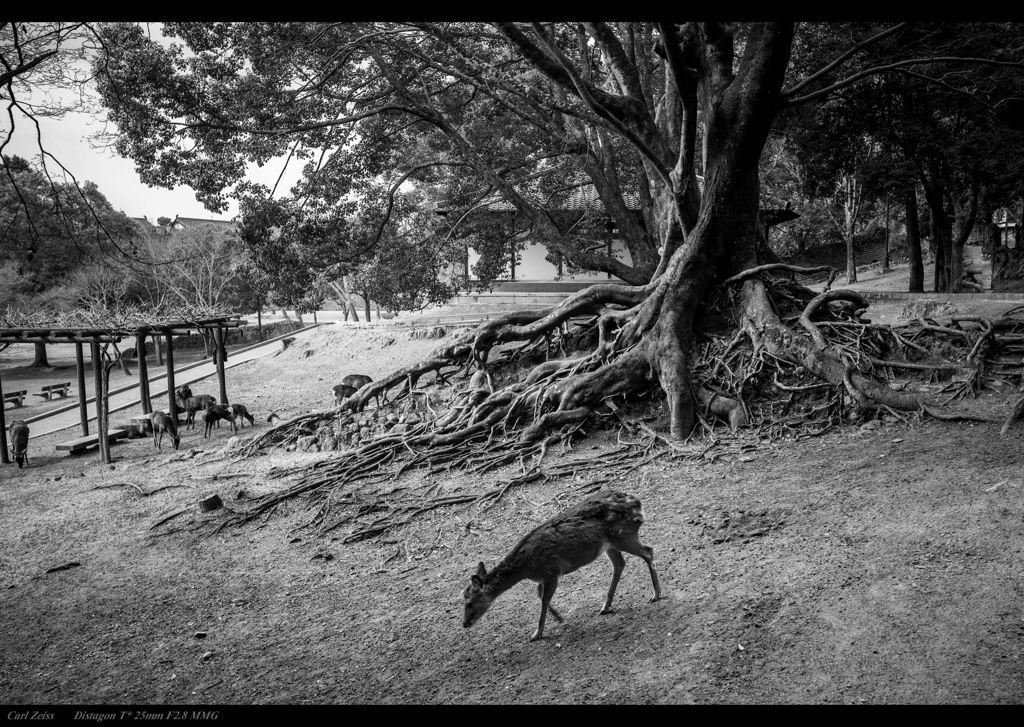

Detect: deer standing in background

[150,411,180,450]
[8,420,29,468]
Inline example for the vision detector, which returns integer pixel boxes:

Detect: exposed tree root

[179,264,1024,545]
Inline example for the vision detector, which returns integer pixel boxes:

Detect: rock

[322,435,338,451]
[296,435,319,452]
[199,494,223,512]
[391,423,409,435]
[194,631,208,639]
[222,436,251,451]
[201,651,214,662]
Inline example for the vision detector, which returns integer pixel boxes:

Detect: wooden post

[0,370,9,465]
[76,342,89,436]
[91,341,109,463]
[99,357,112,464]
[165,332,177,422]
[214,324,228,404]
[136,333,151,415]
[257,307,263,341]
[154,334,163,366]
[91,341,102,416]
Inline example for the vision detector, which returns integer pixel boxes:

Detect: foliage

[0,154,143,313]
[93,22,670,285]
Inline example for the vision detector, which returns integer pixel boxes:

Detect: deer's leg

[615,535,663,603]
[601,548,626,614]
[531,577,559,642]
[536,582,564,623]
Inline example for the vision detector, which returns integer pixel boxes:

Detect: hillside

[1,312,1023,706]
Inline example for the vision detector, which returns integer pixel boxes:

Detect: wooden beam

[76,342,89,437]
[0,336,121,344]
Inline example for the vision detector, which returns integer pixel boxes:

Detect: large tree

[92,21,1024,445]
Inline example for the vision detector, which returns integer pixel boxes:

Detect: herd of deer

[6,369,665,643]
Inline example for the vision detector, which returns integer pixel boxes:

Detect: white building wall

[468,240,634,283]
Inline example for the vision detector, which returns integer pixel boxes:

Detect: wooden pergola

[0,315,244,464]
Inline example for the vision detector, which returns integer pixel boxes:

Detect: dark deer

[8,420,29,468]
[463,490,663,642]
[174,393,216,430]
[150,411,180,450]
[202,404,237,438]
[334,374,378,408]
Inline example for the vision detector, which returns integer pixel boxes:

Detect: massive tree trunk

[950,171,981,293]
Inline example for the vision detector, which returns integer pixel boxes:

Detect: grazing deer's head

[463,562,494,628]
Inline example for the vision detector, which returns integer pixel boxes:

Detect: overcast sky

[3,107,302,224]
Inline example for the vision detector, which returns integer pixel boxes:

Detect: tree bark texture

[905,188,924,292]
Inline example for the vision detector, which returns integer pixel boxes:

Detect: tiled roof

[173,216,237,228]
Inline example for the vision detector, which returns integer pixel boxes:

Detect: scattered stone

[194,631,208,639]
[198,494,223,512]
[296,435,319,452]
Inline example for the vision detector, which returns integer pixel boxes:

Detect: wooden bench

[3,390,27,408]
[55,428,130,454]
[33,382,72,401]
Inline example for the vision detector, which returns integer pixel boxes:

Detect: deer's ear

[475,562,487,578]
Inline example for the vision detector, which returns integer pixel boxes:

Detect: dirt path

[1,323,1023,705]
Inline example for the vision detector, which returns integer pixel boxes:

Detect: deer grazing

[202,404,237,438]
[333,374,378,408]
[150,410,180,450]
[174,392,216,430]
[228,403,255,427]
[463,490,663,642]
[8,420,29,468]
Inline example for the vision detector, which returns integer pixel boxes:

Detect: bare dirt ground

[2,288,1024,706]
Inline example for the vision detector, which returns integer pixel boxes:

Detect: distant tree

[142,224,244,309]
[789,23,1024,292]
[0,154,142,365]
